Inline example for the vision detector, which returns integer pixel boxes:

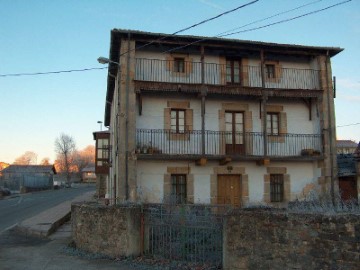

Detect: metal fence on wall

[142,203,230,267]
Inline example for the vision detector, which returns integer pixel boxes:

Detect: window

[171,109,185,133]
[267,113,279,135]
[171,174,187,204]
[265,64,276,79]
[173,57,185,73]
[270,174,284,202]
[226,60,241,84]
[97,138,109,166]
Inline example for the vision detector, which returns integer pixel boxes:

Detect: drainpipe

[115,56,122,204]
[125,32,131,201]
[201,45,206,156]
[260,50,268,157]
[325,50,335,205]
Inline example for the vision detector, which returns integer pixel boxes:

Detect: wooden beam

[219,157,232,165]
[256,158,270,166]
[196,158,207,166]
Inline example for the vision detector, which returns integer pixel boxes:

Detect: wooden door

[225,112,245,155]
[217,174,241,206]
[339,176,357,201]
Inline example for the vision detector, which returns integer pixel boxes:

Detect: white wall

[137,160,319,204]
[136,96,320,135]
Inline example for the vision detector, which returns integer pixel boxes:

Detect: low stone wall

[71,203,141,258]
[224,210,360,270]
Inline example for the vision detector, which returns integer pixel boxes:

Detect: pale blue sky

[0,0,359,163]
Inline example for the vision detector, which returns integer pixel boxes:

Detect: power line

[221,0,351,37]
[162,0,351,54]
[337,122,360,128]
[217,0,323,37]
[0,67,107,77]
[0,0,259,78]
[120,0,259,57]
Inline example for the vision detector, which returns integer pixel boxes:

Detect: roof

[336,140,358,148]
[93,130,110,140]
[1,165,57,174]
[81,165,95,173]
[104,29,344,126]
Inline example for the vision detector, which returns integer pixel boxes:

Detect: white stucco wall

[136,96,320,135]
[136,160,320,204]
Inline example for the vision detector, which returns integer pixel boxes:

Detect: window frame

[267,112,280,136]
[96,138,110,166]
[173,57,185,73]
[171,174,187,204]
[265,64,276,79]
[170,108,186,134]
[226,59,241,84]
[270,174,284,202]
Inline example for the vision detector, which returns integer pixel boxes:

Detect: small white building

[101,29,342,206]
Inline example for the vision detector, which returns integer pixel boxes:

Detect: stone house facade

[101,29,342,206]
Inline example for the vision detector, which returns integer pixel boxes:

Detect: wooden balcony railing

[135,58,321,90]
[136,129,322,158]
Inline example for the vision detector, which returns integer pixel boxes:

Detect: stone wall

[71,203,141,258]
[224,210,360,270]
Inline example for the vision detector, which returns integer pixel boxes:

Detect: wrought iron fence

[142,203,229,267]
[136,129,322,157]
[135,58,321,90]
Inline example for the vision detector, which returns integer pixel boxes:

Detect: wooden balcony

[136,129,323,161]
[134,58,322,98]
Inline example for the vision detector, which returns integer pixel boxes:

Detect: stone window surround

[264,167,290,205]
[219,103,253,155]
[210,166,249,206]
[165,53,193,75]
[163,166,194,203]
[263,60,282,83]
[164,101,193,141]
[266,105,287,143]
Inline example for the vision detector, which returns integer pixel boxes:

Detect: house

[1,165,56,193]
[81,165,96,183]
[336,140,358,154]
[101,29,342,206]
[93,130,110,198]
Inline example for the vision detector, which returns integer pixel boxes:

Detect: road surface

[0,184,95,233]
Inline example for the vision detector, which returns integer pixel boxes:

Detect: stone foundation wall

[224,210,360,270]
[71,203,141,258]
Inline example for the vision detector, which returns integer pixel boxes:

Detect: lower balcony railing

[136,129,322,158]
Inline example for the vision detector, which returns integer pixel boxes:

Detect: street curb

[14,191,95,238]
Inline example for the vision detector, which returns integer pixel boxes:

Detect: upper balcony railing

[136,129,322,158]
[135,58,321,90]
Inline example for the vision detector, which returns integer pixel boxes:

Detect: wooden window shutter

[165,56,172,71]
[185,57,193,74]
[244,110,252,132]
[279,112,287,134]
[164,108,171,130]
[185,109,193,131]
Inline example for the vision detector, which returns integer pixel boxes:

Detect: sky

[0,0,359,164]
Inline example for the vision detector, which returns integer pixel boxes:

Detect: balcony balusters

[136,129,322,158]
[135,58,321,90]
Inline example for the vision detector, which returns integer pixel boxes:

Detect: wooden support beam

[219,157,232,166]
[256,158,270,166]
[196,158,207,166]
[137,93,142,115]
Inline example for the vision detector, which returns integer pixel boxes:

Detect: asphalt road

[0,184,95,233]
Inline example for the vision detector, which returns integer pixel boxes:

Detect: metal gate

[141,204,228,267]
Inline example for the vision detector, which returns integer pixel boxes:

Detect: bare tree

[55,133,76,184]
[13,151,38,165]
[40,157,51,165]
[73,145,95,173]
